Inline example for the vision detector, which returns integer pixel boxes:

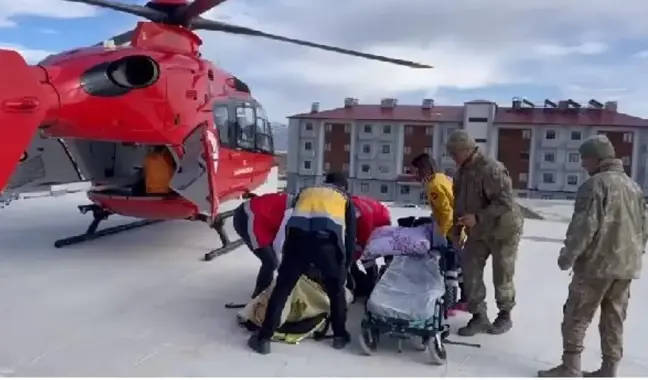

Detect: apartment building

[286,98,648,202]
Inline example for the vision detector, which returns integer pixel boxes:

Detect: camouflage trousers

[562,275,631,362]
[461,234,519,315]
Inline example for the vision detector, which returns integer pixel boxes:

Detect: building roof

[288,104,648,127]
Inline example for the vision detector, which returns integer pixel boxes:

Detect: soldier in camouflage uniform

[538,135,648,378]
[446,130,524,336]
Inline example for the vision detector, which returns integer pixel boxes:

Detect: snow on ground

[0,194,647,376]
[516,198,575,223]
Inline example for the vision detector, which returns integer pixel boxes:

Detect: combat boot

[457,313,491,336]
[488,310,512,335]
[583,359,619,377]
[537,353,582,377]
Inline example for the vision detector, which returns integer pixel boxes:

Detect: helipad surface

[1,193,647,376]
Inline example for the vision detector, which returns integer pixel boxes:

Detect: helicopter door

[0,49,59,193]
[231,102,256,194]
[3,133,83,195]
[170,124,218,220]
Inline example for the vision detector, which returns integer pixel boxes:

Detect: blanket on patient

[238,274,353,344]
[360,224,439,261]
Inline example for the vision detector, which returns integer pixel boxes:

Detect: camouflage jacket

[451,150,523,241]
[561,158,648,279]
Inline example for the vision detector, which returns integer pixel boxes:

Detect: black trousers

[258,228,348,340]
[233,206,278,298]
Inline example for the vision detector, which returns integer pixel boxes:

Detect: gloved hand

[557,247,571,271]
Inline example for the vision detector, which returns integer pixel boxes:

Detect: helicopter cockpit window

[235,105,255,149]
[212,104,230,145]
[255,106,273,153]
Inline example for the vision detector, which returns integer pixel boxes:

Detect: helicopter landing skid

[53,204,163,248]
[202,210,245,262]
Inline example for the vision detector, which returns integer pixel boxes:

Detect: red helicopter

[0,0,432,261]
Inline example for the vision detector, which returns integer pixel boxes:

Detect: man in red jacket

[349,195,392,297]
[233,192,294,298]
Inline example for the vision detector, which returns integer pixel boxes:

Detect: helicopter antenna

[65,0,433,68]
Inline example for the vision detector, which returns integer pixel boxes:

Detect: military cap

[579,134,616,160]
[446,129,477,152]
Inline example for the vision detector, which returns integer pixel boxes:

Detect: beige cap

[446,130,477,152]
[579,134,615,160]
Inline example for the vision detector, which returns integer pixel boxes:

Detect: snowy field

[516,198,574,223]
[0,194,647,376]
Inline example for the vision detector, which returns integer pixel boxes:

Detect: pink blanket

[360,225,433,261]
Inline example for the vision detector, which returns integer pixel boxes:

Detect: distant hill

[271,122,288,151]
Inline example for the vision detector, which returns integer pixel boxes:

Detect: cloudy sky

[2,0,648,121]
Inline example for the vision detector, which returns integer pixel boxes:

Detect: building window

[400,185,410,194]
[519,173,528,182]
[305,122,313,131]
[383,125,391,134]
[360,182,369,193]
[622,156,631,166]
[468,117,488,123]
[344,144,350,152]
[342,163,349,172]
[378,165,389,173]
[362,144,371,154]
[545,130,556,140]
[344,124,350,133]
[404,146,411,154]
[543,152,555,162]
[520,151,530,160]
[324,162,330,171]
[522,129,531,139]
[361,164,371,173]
[566,174,578,185]
[381,144,390,154]
[325,124,332,132]
[426,127,433,135]
[568,152,579,162]
[325,143,331,151]
[380,184,388,194]
[623,133,633,143]
[571,131,582,141]
[363,125,372,133]
[303,160,311,170]
[542,172,555,184]
[406,126,413,134]
[304,141,312,150]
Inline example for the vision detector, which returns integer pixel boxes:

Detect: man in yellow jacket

[411,153,467,312]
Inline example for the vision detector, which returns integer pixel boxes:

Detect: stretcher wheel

[358,328,378,356]
[426,333,447,365]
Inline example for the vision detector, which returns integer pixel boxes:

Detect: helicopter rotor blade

[93,29,136,46]
[175,0,230,22]
[191,18,432,68]
[62,0,165,20]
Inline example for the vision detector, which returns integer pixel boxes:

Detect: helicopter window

[235,105,255,149]
[212,105,230,144]
[255,106,273,153]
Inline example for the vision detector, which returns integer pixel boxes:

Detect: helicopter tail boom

[0,49,60,194]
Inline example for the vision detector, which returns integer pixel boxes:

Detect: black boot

[488,310,512,335]
[247,333,271,354]
[332,332,351,349]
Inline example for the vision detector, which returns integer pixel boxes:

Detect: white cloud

[0,0,97,27]
[0,43,53,63]
[193,0,648,120]
[533,42,608,56]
